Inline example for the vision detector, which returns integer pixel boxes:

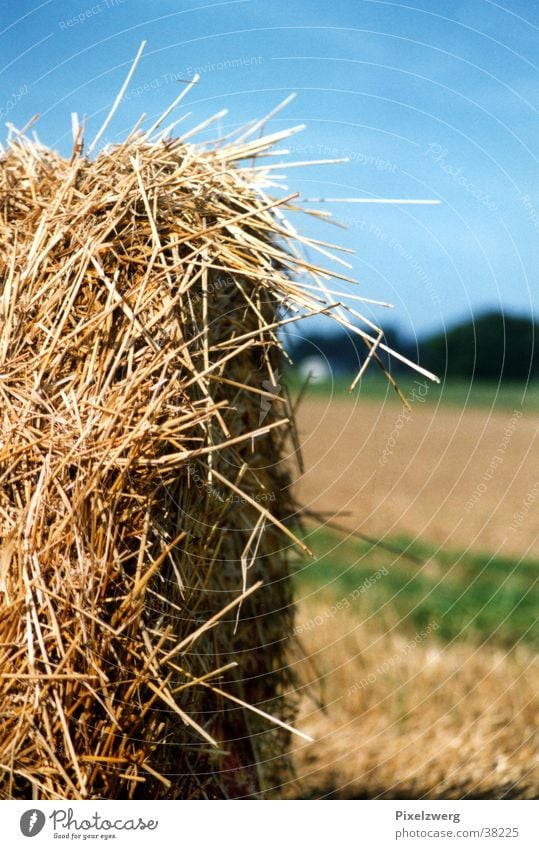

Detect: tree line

[286,311,538,381]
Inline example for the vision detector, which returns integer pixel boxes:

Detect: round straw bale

[0,117,323,799]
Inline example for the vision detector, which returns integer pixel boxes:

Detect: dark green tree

[422,312,538,380]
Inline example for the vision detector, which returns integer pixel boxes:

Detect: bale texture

[0,112,342,799]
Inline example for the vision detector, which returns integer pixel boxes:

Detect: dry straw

[0,46,435,799]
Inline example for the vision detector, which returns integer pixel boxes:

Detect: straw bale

[0,70,426,797]
[0,79,383,797]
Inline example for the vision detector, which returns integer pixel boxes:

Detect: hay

[0,66,432,799]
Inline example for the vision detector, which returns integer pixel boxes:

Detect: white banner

[1,799,538,848]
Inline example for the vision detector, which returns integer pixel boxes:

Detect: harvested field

[290,597,539,799]
[295,394,539,557]
[286,389,539,799]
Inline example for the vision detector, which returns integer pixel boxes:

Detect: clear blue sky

[2,0,538,340]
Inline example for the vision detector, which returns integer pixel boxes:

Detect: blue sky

[2,0,538,340]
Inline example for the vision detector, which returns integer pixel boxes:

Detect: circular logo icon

[20,809,46,837]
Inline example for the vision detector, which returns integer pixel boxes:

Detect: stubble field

[295,390,538,558]
[286,387,539,799]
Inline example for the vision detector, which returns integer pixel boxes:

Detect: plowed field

[294,394,539,557]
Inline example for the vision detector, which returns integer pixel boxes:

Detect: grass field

[287,371,539,412]
[289,378,539,799]
[295,527,538,647]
